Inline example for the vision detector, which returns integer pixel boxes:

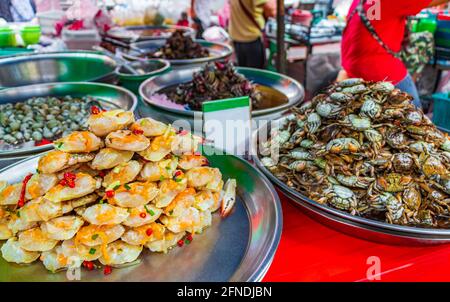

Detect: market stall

[0,0,449,284]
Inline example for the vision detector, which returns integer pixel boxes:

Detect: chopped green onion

[89,248,96,255]
[169,210,174,215]
[144,205,155,216]
[16,211,20,218]
[124,184,131,190]
[91,234,99,240]
[113,184,121,191]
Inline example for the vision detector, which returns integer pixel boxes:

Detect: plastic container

[36,10,65,35]
[20,25,41,45]
[0,27,16,47]
[432,92,450,132]
[62,28,101,50]
[415,18,437,34]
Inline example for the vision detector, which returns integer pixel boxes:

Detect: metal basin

[106,25,195,42]
[139,67,304,124]
[0,145,282,281]
[124,39,233,70]
[0,52,118,89]
[0,82,137,157]
[253,115,450,245]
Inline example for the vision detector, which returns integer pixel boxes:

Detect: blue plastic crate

[432,92,450,132]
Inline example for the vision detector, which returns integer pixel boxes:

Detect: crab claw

[220,179,237,218]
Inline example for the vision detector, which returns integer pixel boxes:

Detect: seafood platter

[0,82,137,158]
[0,108,282,281]
[106,25,195,42]
[139,61,304,123]
[123,30,233,70]
[254,78,450,244]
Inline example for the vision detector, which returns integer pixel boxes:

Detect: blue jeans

[395,73,422,109]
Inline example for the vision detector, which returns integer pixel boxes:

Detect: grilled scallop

[44,173,100,203]
[75,224,125,247]
[138,134,174,162]
[40,216,84,240]
[140,158,178,182]
[186,167,223,192]
[131,118,168,137]
[61,239,102,262]
[90,148,134,170]
[154,178,187,208]
[102,160,142,188]
[105,130,150,152]
[121,224,155,246]
[145,230,186,253]
[110,181,159,208]
[88,110,135,137]
[99,240,143,266]
[54,131,103,153]
[1,237,40,264]
[178,154,208,170]
[79,204,129,225]
[18,227,58,252]
[0,183,21,205]
[122,205,162,227]
[37,150,95,174]
[25,173,58,200]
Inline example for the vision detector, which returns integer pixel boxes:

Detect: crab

[376,173,413,193]
[360,98,382,119]
[323,184,359,212]
[306,113,321,134]
[336,174,375,189]
[326,138,361,154]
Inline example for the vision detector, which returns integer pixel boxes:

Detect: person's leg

[395,73,422,109]
[233,41,247,67]
[244,38,265,69]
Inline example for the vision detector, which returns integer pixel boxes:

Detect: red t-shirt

[341,0,431,84]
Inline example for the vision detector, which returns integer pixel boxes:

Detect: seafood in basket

[164,62,262,110]
[148,30,209,60]
[260,79,450,228]
[0,96,100,151]
[0,108,236,273]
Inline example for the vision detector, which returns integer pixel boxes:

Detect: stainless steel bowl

[0,146,282,281]
[106,25,195,42]
[123,40,233,70]
[253,115,450,245]
[0,52,118,89]
[0,82,137,157]
[139,66,304,118]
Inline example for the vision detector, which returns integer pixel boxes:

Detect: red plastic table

[263,192,450,282]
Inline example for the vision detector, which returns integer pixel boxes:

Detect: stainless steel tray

[106,25,195,42]
[139,67,304,117]
[253,115,450,245]
[0,82,137,157]
[123,40,233,70]
[0,147,282,281]
[0,51,117,89]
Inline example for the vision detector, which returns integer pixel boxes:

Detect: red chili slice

[17,173,33,208]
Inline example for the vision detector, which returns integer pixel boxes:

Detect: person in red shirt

[341,0,448,108]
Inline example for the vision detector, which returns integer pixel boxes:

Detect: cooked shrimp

[99,240,143,266]
[0,183,21,205]
[7,216,37,234]
[145,229,185,253]
[41,248,66,272]
[18,198,42,223]
[109,181,159,208]
[18,227,58,252]
[164,188,196,217]
[140,157,178,182]
[25,173,58,200]
[44,173,101,203]
[38,150,95,174]
[90,148,134,170]
[54,131,103,153]
[40,216,84,240]
[1,237,40,264]
[154,177,187,208]
[194,190,221,212]
[131,118,167,137]
[102,160,142,188]
[178,154,208,170]
[88,110,135,137]
[122,204,162,227]
[171,133,202,156]
[121,224,155,245]
[79,204,129,225]
[36,193,98,222]
[186,167,223,192]
[75,224,125,247]
[138,134,174,162]
[105,130,150,152]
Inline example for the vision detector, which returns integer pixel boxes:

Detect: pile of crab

[148,30,209,60]
[261,78,450,228]
[0,108,236,273]
[167,62,262,110]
